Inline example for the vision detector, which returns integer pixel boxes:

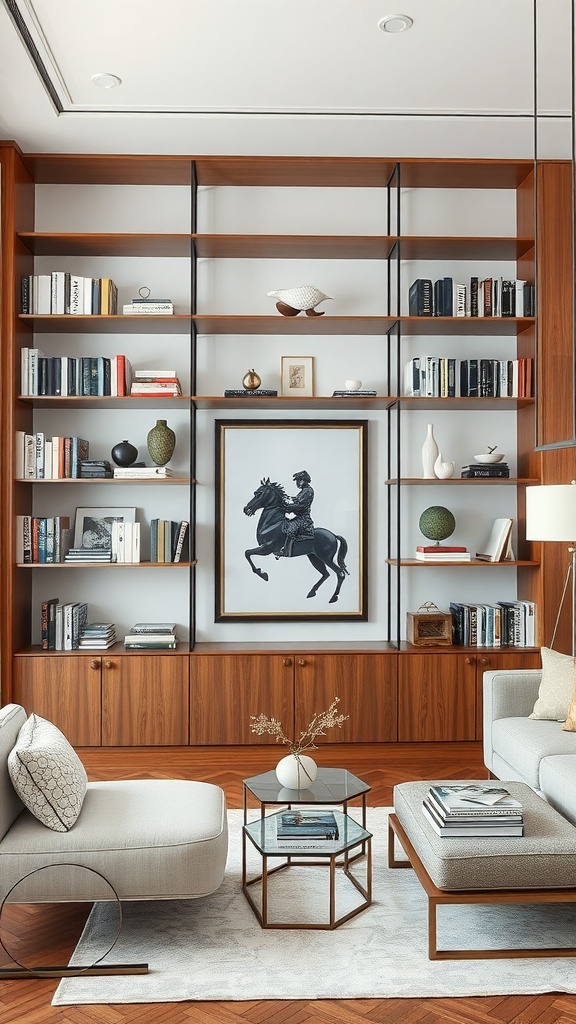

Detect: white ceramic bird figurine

[267,285,333,317]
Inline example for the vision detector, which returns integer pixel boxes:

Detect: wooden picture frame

[215,419,368,621]
[74,506,137,550]
[280,356,314,397]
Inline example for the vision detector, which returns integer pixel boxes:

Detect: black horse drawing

[243,478,349,603]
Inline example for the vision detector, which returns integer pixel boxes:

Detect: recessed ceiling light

[378,14,413,33]
[91,72,122,89]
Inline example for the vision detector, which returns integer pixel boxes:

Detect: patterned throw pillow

[8,714,87,831]
[529,647,576,721]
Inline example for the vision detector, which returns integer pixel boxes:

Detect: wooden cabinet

[13,651,190,746]
[13,655,102,745]
[190,651,397,745]
[294,653,397,743]
[190,654,294,745]
[398,649,541,742]
[102,654,189,746]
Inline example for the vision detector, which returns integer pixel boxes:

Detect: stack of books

[461,462,510,478]
[65,547,113,563]
[422,783,524,837]
[80,460,113,479]
[41,599,88,650]
[275,810,340,843]
[113,465,174,479]
[124,622,178,650]
[79,623,117,650]
[130,369,182,397]
[122,297,174,315]
[415,545,471,561]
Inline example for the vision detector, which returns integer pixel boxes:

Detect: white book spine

[20,348,29,395]
[14,430,25,479]
[132,522,141,563]
[69,275,84,314]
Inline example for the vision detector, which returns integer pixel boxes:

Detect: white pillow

[529,647,576,721]
[8,714,87,831]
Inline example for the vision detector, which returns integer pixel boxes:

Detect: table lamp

[525,482,576,656]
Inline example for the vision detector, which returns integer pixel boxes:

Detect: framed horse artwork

[215,419,368,621]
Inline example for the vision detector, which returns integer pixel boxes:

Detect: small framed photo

[74,507,136,550]
[281,356,314,397]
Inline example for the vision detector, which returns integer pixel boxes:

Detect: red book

[416,545,467,553]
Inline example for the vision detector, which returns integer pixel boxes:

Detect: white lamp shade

[525,484,576,542]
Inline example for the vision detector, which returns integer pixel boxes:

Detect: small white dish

[474,453,504,464]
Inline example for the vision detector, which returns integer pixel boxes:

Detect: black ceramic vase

[111,439,138,467]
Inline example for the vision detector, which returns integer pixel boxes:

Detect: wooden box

[406,604,452,646]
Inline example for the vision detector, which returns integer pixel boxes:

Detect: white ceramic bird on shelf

[267,285,333,317]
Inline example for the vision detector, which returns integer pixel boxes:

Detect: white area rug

[54,808,576,1005]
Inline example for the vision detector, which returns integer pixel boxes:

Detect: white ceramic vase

[421,423,439,478]
[434,452,455,479]
[275,753,318,790]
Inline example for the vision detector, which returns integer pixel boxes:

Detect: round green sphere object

[418,505,456,542]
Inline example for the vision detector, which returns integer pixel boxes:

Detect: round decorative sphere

[110,439,138,467]
[418,505,456,542]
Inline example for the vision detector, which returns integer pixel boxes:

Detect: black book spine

[52,357,62,396]
[470,277,478,317]
[21,274,30,314]
[408,279,432,316]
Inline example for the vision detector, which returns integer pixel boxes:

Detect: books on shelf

[80,460,114,479]
[415,551,471,561]
[16,516,72,564]
[129,622,177,634]
[404,356,532,398]
[461,464,510,478]
[20,351,133,397]
[475,517,514,562]
[449,600,536,647]
[78,622,117,649]
[417,546,467,553]
[65,547,113,562]
[113,466,174,478]
[111,520,141,563]
[16,432,89,480]
[332,390,377,397]
[224,389,278,397]
[40,599,89,651]
[122,302,174,314]
[130,371,182,397]
[407,276,535,319]
[124,622,178,648]
[20,274,118,315]
[149,519,189,563]
[422,783,524,838]
[275,810,340,841]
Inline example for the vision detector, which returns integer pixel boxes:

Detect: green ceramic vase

[147,419,176,466]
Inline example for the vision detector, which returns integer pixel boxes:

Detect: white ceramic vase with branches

[249,697,349,791]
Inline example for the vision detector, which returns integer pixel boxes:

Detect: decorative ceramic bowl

[474,453,504,464]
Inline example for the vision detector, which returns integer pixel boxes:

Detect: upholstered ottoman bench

[389,780,576,960]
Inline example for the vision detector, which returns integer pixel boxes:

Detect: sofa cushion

[539,755,576,825]
[0,704,27,841]
[491,716,576,788]
[8,714,87,832]
[529,647,576,721]
[563,679,576,732]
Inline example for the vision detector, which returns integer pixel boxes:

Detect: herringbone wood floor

[2,741,576,1024]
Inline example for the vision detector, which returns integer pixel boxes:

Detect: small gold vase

[242,369,261,391]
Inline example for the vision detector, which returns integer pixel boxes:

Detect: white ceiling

[0,0,573,157]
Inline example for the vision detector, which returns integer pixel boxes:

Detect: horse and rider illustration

[242,471,349,604]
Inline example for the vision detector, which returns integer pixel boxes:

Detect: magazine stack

[275,809,340,845]
[422,783,524,837]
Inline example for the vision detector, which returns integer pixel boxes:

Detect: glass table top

[243,767,370,805]
[244,808,371,858]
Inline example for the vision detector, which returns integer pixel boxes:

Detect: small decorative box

[406,602,453,646]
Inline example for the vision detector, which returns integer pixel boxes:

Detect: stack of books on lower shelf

[78,623,117,650]
[40,598,88,650]
[130,370,181,397]
[124,622,178,650]
[65,547,113,563]
[422,783,524,838]
[415,545,471,561]
[275,809,340,844]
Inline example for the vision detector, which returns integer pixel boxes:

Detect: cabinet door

[190,655,294,745]
[102,655,189,746]
[398,653,476,742]
[12,656,102,746]
[295,653,398,743]
[473,650,541,739]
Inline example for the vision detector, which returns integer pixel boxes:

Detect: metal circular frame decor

[0,862,124,978]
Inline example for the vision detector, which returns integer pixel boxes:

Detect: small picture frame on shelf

[280,356,314,397]
[74,507,136,550]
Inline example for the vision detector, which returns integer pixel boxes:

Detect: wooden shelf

[193,395,395,410]
[16,561,195,568]
[18,394,191,409]
[16,477,192,484]
[18,314,191,335]
[388,559,539,567]
[386,477,539,485]
[396,236,534,260]
[392,396,534,410]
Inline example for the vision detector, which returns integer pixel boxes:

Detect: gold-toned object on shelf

[242,369,262,390]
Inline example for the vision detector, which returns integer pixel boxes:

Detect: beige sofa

[483,668,576,825]
[0,703,228,904]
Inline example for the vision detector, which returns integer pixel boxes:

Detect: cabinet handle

[282,658,292,667]
[465,657,474,665]
[480,657,490,666]
[104,660,113,670]
[298,658,306,667]
[90,659,100,671]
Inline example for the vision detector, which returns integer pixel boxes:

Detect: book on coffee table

[276,809,340,841]
[422,798,524,837]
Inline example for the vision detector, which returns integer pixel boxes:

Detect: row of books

[15,431,89,480]
[450,599,536,647]
[124,622,178,650]
[21,350,134,397]
[150,520,189,563]
[21,274,118,315]
[404,357,533,398]
[422,783,524,837]
[409,277,535,318]
[40,597,88,650]
[15,516,187,564]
